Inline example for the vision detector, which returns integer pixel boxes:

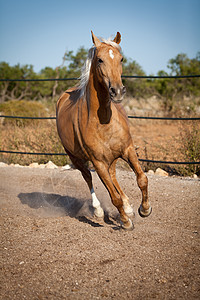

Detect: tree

[64,47,88,75]
[153,53,200,112]
[0,62,37,102]
[167,53,200,97]
[0,51,199,103]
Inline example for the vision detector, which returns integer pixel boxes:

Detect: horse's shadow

[18,192,117,228]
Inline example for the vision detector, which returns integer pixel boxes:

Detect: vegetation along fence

[0,75,200,166]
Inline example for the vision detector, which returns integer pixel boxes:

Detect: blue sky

[0,0,199,75]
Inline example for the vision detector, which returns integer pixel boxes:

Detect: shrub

[177,122,200,176]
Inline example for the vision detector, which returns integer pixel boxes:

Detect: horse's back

[57,87,79,112]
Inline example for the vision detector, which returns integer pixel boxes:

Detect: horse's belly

[57,107,87,160]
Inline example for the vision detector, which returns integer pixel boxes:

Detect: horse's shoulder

[57,87,81,111]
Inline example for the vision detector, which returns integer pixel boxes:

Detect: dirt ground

[0,165,199,299]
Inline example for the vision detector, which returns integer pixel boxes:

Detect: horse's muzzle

[109,85,126,103]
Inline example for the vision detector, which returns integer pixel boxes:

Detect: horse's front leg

[123,145,152,218]
[109,160,134,217]
[92,159,133,230]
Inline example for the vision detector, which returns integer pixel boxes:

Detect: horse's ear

[91,31,101,47]
[113,32,121,44]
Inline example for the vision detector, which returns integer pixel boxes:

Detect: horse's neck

[86,74,112,124]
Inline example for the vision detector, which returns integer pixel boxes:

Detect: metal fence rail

[0,150,199,165]
[0,74,200,82]
[0,74,200,165]
[0,114,199,165]
[0,115,200,121]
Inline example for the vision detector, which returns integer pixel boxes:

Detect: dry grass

[0,99,199,176]
[1,119,199,176]
[0,121,70,166]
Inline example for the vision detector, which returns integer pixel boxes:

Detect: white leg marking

[122,198,134,217]
[91,188,104,218]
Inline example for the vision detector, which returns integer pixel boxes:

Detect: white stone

[38,164,46,169]
[45,161,58,169]
[14,164,23,168]
[147,170,154,175]
[155,168,168,177]
[0,162,8,167]
[61,164,71,170]
[29,162,39,168]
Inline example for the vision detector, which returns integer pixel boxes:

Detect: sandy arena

[0,165,199,299]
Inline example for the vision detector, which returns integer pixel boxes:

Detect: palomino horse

[56,31,152,230]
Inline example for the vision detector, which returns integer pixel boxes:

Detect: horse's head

[91,31,126,103]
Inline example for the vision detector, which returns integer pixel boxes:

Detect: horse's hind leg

[109,160,134,217]
[123,146,152,218]
[70,156,104,218]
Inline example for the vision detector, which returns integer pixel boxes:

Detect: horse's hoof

[138,205,152,218]
[94,206,104,218]
[121,218,134,231]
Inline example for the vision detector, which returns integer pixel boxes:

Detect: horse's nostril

[122,86,126,95]
[109,87,117,97]
[109,85,125,99]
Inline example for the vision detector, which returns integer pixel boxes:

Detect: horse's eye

[121,57,124,63]
[98,58,103,64]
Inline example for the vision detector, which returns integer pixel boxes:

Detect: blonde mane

[77,38,121,96]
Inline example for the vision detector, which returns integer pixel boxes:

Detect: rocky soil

[0,165,200,299]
